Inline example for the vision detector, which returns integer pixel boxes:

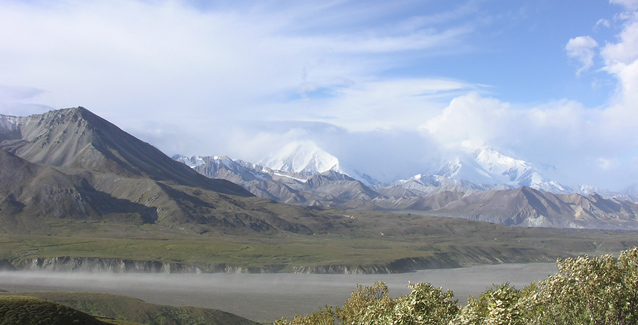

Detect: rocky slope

[417,187,638,229]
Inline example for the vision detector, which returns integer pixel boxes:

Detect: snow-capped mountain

[0,114,22,139]
[176,142,573,199]
[384,173,497,196]
[173,155,206,168]
[172,154,270,183]
[429,146,571,193]
[259,141,341,176]
[173,153,380,207]
[173,141,638,230]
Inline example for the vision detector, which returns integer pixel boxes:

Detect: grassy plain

[2,210,637,271]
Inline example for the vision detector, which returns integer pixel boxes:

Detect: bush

[518,247,638,324]
[276,247,638,325]
[392,282,458,324]
[454,283,523,325]
[337,281,395,324]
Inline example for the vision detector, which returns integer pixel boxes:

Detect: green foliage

[276,281,458,325]
[274,306,336,325]
[277,247,638,325]
[518,247,638,324]
[337,282,395,324]
[392,283,458,324]
[453,283,523,325]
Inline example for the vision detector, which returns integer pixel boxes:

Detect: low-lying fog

[0,263,557,322]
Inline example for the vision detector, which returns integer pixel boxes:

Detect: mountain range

[1,105,637,280]
[1,107,637,232]
[174,141,638,230]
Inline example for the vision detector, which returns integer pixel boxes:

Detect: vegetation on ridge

[0,292,256,325]
[0,295,111,325]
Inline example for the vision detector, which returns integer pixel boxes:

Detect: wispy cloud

[611,0,638,10]
[0,0,475,124]
[565,36,599,76]
[2,1,638,190]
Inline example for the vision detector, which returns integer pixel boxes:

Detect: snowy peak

[173,154,271,183]
[172,154,206,168]
[435,157,492,184]
[472,146,531,182]
[0,114,23,140]
[420,145,571,194]
[389,173,494,196]
[259,141,340,175]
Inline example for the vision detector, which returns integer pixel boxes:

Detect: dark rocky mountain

[0,107,249,195]
[0,149,157,230]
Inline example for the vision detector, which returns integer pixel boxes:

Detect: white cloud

[419,92,512,149]
[0,0,475,136]
[565,36,599,76]
[597,157,620,170]
[417,90,636,188]
[595,19,611,29]
[307,78,474,131]
[611,0,638,10]
[3,0,638,191]
[600,10,638,128]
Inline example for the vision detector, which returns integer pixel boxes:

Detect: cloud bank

[1,1,638,190]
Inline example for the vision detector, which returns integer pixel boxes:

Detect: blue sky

[1,0,638,190]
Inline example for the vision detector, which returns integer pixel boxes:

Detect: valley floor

[0,263,558,323]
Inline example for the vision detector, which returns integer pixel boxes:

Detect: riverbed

[0,263,558,323]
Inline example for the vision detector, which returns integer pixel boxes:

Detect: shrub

[337,281,395,324]
[392,282,458,324]
[454,283,522,325]
[519,247,638,324]
[277,247,638,325]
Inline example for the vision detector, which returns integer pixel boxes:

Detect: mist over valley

[0,263,559,322]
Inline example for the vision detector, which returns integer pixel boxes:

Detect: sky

[1,0,638,190]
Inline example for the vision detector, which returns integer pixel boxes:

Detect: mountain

[173,154,380,208]
[4,106,638,280]
[174,144,638,230]
[421,187,638,229]
[7,108,619,232]
[381,174,497,197]
[0,107,359,235]
[432,146,570,192]
[378,145,571,199]
[0,148,158,231]
[0,107,249,196]
[259,141,341,175]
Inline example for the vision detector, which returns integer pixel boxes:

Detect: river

[0,263,557,323]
